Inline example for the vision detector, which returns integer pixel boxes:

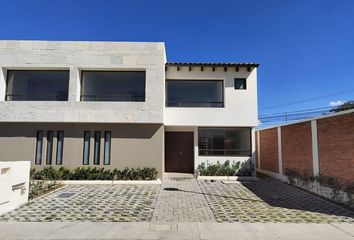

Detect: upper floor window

[234,78,247,90]
[166,80,223,107]
[81,71,146,102]
[6,70,69,101]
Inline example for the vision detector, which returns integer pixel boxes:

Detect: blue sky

[1,0,353,125]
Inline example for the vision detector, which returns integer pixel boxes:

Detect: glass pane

[198,128,251,156]
[104,131,111,165]
[35,131,43,165]
[83,131,90,165]
[235,78,246,89]
[6,70,69,101]
[81,71,146,101]
[166,80,223,107]
[46,131,54,165]
[94,131,101,165]
[56,131,64,165]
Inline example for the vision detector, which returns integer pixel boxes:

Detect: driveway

[1,177,354,223]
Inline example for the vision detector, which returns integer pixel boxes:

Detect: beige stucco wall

[0,123,164,178]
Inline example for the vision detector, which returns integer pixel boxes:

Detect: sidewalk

[0,222,353,240]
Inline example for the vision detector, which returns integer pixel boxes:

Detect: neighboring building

[0,40,258,178]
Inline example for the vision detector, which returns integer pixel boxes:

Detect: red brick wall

[255,131,258,168]
[282,122,313,174]
[317,113,354,186]
[259,128,279,173]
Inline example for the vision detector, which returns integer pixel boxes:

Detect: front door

[165,132,194,173]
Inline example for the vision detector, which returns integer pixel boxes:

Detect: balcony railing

[166,101,224,108]
[198,148,252,157]
[80,94,145,102]
[5,94,68,101]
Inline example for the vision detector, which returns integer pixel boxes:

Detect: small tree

[330,100,354,113]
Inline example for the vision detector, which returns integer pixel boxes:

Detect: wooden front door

[165,132,194,173]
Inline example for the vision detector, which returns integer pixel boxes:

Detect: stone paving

[151,177,215,223]
[1,177,354,223]
[199,179,354,223]
[0,184,159,222]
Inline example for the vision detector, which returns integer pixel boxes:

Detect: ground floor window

[83,131,91,165]
[56,131,64,165]
[198,127,252,156]
[104,131,111,165]
[93,131,101,165]
[35,131,44,165]
[46,131,54,165]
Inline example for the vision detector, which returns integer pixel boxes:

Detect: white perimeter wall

[0,161,30,215]
[0,40,166,124]
[164,66,258,126]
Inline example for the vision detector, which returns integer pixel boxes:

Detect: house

[0,40,258,178]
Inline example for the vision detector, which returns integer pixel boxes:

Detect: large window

[93,131,101,165]
[104,131,111,165]
[166,80,223,107]
[35,131,44,165]
[81,71,146,101]
[83,131,91,165]
[198,128,251,156]
[6,70,69,101]
[46,131,54,165]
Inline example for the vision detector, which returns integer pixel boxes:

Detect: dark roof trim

[166,62,259,67]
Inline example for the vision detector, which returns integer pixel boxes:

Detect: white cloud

[329,100,344,107]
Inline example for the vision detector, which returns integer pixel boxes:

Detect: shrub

[29,180,59,199]
[197,160,254,176]
[30,166,158,181]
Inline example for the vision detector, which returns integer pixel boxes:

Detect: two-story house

[0,41,258,178]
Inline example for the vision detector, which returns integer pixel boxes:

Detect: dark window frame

[35,131,44,165]
[198,127,252,157]
[93,131,101,165]
[56,131,64,165]
[46,131,54,165]
[104,131,111,165]
[80,70,146,102]
[5,70,70,101]
[165,79,224,108]
[234,78,247,90]
[82,131,91,165]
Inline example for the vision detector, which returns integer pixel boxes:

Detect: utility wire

[260,88,354,110]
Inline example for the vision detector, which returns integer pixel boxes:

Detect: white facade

[0,40,258,175]
[0,41,166,123]
[0,161,30,215]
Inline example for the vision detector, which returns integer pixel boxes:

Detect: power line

[260,88,354,110]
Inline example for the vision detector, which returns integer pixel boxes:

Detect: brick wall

[259,128,278,173]
[317,113,354,186]
[282,122,313,174]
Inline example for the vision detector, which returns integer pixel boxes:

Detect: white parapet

[0,161,30,215]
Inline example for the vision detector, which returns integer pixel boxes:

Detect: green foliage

[330,100,354,113]
[30,166,158,181]
[29,180,58,199]
[197,160,254,176]
[345,183,354,207]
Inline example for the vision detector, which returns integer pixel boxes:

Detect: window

[104,131,111,165]
[81,71,146,101]
[166,80,223,107]
[83,131,91,165]
[56,131,64,165]
[198,127,251,156]
[35,131,44,165]
[94,131,101,165]
[234,78,247,90]
[6,70,69,101]
[46,131,54,165]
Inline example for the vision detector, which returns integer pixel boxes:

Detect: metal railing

[80,94,145,102]
[198,148,252,157]
[5,94,68,101]
[166,101,224,108]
